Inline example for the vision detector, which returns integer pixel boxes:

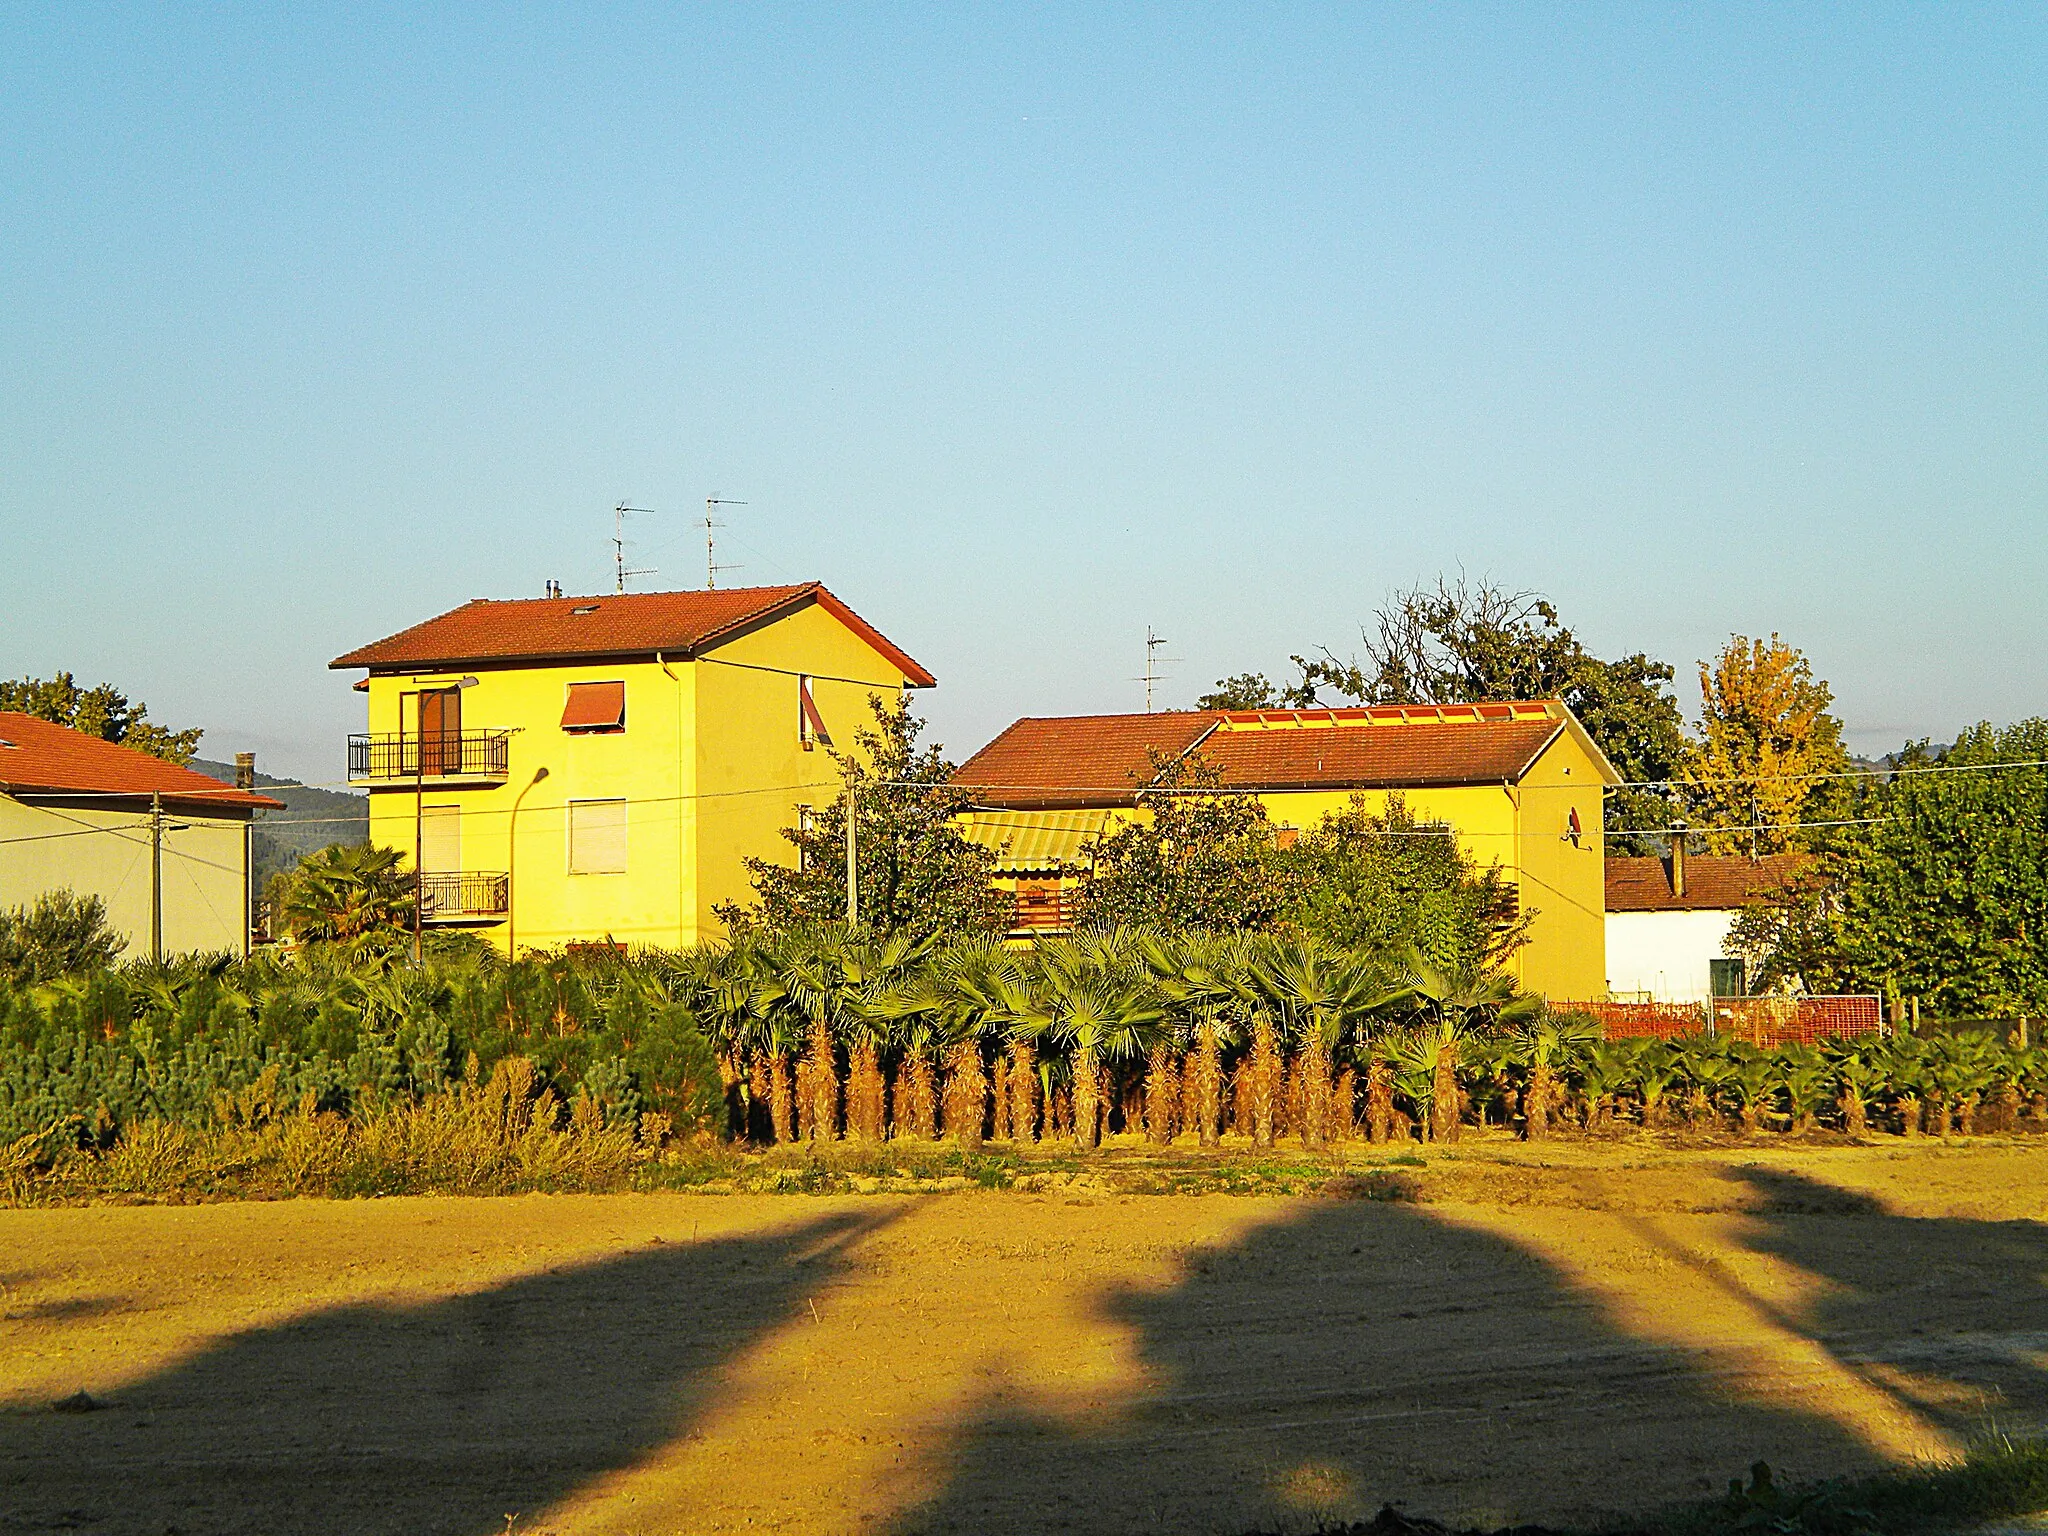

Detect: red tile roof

[951,713,1218,809]
[1605,853,1809,913]
[951,703,1574,809]
[0,714,284,814]
[330,582,936,687]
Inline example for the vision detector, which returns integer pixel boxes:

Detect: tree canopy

[0,672,203,764]
[716,696,1012,942]
[1682,633,1848,855]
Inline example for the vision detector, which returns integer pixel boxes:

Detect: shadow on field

[888,1184,2043,1536]
[0,1208,889,1536]
[1723,1167,2048,1442]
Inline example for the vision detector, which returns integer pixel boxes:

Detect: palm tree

[1371,948,1540,1143]
[1255,937,1380,1149]
[272,844,415,957]
[1141,933,1255,1148]
[1508,1011,1598,1140]
[1008,935,1166,1149]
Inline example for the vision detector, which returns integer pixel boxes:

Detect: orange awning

[561,681,625,731]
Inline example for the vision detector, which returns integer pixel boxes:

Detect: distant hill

[189,757,368,887]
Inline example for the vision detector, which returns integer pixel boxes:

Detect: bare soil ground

[4,1138,2047,1536]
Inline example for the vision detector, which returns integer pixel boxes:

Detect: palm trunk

[1249,1016,1278,1149]
[1365,1058,1397,1143]
[942,1040,987,1150]
[1009,1041,1038,1143]
[717,1049,746,1140]
[1073,1044,1102,1149]
[1276,1053,1297,1143]
[1522,1062,1551,1141]
[1840,1089,1866,1138]
[848,1038,885,1142]
[1926,1090,1949,1137]
[1431,1034,1460,1145]
[805,1015,838,1142]
[1331,1066,1357,1143]
[1301,1043,1332,1151]
[1145,1043,1179,1144]
[769,1051,794,1145]
[1193,1023,1223,1148]
[900,1051,937,1139]
[991,1053,1012,1141]
[1994,1084,2022,1134]
[1897,1093,1920,1137]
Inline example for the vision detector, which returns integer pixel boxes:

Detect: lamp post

[506,765,549,960]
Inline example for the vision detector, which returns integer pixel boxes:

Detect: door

[418,687,461,776]
[1709,957,1747,998]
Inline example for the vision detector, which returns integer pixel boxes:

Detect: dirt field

[5,1140,2048,1536]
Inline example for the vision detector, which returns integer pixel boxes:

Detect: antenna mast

[1138,627,1178,712]
[703,498,748,588]
[612,503,657,593]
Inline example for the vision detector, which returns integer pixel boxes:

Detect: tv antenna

[612,503,657,593]
[1136,626,1178,712]
[704,498,747,588]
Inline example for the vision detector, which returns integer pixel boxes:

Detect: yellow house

[330,583,934,953]
[0,713,281,959]
[951,701,1617,999]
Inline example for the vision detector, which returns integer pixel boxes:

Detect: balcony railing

[418,871,510,924]
[348,731,511,783]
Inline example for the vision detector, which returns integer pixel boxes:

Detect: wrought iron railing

[347,731,510,782]
[418,871,509,922]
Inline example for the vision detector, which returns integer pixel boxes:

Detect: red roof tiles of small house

[952,701,1575,809]
[1605,853,1809,913]
[330,582,936,686]
[0,714,284,814]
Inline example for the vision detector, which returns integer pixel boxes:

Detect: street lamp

[506,765,549,961]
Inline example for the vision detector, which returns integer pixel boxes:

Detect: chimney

[234,752,256,791]
[1668,831,1687,900]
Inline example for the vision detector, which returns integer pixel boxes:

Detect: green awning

[957,811,1118,873]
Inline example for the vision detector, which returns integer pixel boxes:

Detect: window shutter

[568,799,628,874]
[799,676,832,750]
[562,681,626,732]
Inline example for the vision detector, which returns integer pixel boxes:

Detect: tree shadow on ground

[0,1208,888,1536]
[1720,1166,2048,1444]
[888,1193,1973,1536]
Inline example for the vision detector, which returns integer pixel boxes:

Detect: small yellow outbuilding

[331,583,933,953]
[951,700,1618,1000]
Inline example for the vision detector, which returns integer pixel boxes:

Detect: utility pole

[704,498,747,588]
[150,791,163,964]
[844,776,858,927]
[613,502,657,593]
[1138,627,1177,713]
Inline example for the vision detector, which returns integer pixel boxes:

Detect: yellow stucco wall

[0,796,250,958]
[956,724,1608,999]
[359,599,908,953]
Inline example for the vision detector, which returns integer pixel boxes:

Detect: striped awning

[958,810,1118,873]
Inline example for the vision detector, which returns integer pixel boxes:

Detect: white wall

[0,796,249,959]
[1605,908,1737,1003]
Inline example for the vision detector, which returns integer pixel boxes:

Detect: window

[562,681,626,733]
[568,798,627,874]
[1710,958,1748,999]
[419,805,461,873]
[798,675,832,750]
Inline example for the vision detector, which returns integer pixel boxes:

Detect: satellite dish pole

[704,497,748,588]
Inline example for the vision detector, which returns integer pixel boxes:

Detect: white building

[1605,846,1805,1003]
[0,713,281,959]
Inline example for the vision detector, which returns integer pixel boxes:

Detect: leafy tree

[1276,577,1688,852]
[1075,751,1289,932]
[0,672,203,763]
[0,890,127,981]
[717,696,1011,942]
[1682,634,1848,854]
[1279,792,1528,967]
[1195,674,1283,710]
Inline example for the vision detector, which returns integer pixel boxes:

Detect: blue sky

[2,5,2043,784]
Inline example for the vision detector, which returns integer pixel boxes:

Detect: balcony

[418,871,509,925]
[348,731,511,786]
